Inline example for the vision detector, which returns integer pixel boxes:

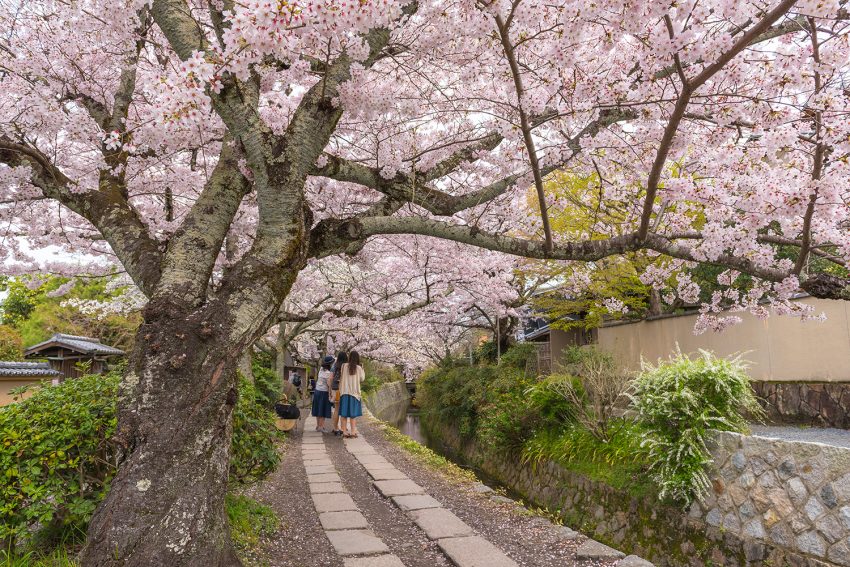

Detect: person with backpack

[311,356,334,432]
[338,350,365,438]
[329,351,347,437]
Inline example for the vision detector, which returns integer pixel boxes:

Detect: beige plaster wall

[0,378,40,406]
[596,297,850,382]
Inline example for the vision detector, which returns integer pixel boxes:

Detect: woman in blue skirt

[338,350,365,438]
[311,355,334,431]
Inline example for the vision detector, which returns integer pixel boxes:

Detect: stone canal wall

[362,381,410,422]
[423,419,850,566]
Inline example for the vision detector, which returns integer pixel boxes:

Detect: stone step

[312,493,358,513]
[576,539,626,561]
[305,464,337,474]
[436,536,517,567]
[326,529,390,556]
[409,508,474,540]
[344,555,406,567]
[308,473,342,484]
[367,468,409,481]
[320,511,369,531]
[309,482,346,494]
[391,494,442,512]
[373,479,425,497]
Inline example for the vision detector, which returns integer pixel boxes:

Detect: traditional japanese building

[24,333,124,378]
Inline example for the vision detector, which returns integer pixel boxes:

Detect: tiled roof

[0,361,62,377]
[24,333,125,357]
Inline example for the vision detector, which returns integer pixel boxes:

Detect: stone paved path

[275,414,652,567]
[302,415,520,566]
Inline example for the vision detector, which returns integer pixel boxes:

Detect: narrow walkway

[248,413,642,566]
[750,424,850,449]
[302,414,517,566]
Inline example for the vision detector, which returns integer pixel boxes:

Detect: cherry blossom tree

[1,0,849,564]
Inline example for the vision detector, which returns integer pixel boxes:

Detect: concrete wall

[362,381,410,423]
[0,378,39,406]
[597,297,850,382]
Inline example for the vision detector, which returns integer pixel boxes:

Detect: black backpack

[331,366,341,391]
[292,375,302,387]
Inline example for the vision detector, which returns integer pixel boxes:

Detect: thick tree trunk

[80,299,244,566]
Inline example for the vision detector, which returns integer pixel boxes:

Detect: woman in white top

[311,355,334,431]
[338,350,365,438]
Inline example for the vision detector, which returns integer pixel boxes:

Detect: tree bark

[80,298,244,566]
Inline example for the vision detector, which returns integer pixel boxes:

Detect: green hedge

[0,371,281,553]
[418,344,761,507]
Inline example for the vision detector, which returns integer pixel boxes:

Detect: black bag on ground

[274,400,300,419]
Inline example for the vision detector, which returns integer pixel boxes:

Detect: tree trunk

[80,299,243,566]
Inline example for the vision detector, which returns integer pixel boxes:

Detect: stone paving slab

[326,529,389,556]
[348,447,379,455]
[305,465,337,474]
[373,479,424,497]
[367,468,409,481]
[343,555,405,567]
[436,536,517,567]
[363,462,398,472]
[302,437,324,444]
[355,454,391,465]
[312,493,358,513]
[301,448,327,455]
[307,473,341,484]
[410,508,474,540]
[310,482,346,494]
[391,494,442,511]
[576,540,625,560]
[303,457,333,465]
[319,511,369,531]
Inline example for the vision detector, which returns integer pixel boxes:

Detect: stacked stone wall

[752,382,850,429]
[424,419,850,566]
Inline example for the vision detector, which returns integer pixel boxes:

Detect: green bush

[0,372,120,551]
[0,372,281,554]
[230,378,282,483]
[250,361,281,409]
[630,349,763,505]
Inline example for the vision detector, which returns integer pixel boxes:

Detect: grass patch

[373,420,477,484]
[226,493,279,561]
[0,547,78,567]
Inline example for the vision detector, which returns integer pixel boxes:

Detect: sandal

[343,433,353,438]
[352,433,359,438]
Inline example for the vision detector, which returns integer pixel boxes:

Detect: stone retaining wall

[752,381,850,429]
[362,381,410,422]
[423,418,850,566]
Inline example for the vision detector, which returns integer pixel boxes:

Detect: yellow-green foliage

[0,326,23,361]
